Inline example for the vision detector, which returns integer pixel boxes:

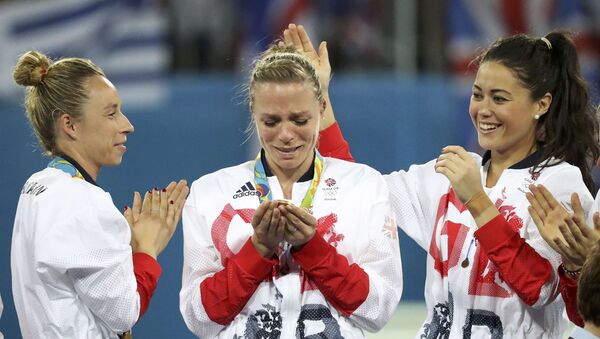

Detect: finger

[529,185,552,216]
[151,187,160,214]
[570,192,585,220]
[255,202,275,232]
[434,159,460,176]
[441,145,470,162]
[563,216,585,245]
[593,212,600,232]
[558,222,581,253]
[537,184,561,210]
[167,179,188,207]
[169,184,189,229]
[157,189,167,220]
[527,191,547,221]
[141,190,152,214]
[319,41,329,66]
[284,208,308,235]
[283,29,292,46]
[436,154,462,170]
[554,237,580,265]
[434,164,457,182]
[132,191,142,222]
[288,23,302,48]
[275,214,286,240]
[163,181,177,195]
[297,25,316,53]
[528,205,545,233]
[269,207,281,235]
[124,206,133,226]
[252,201,271,227]
[285,205,316,226]
[286,222,298,236]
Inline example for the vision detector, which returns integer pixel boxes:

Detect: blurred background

[0,0,599,338]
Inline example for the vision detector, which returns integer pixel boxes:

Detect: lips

[115,141,127,153]
[478,122,501,133]
[274,145,301,153]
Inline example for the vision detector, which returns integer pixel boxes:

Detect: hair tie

[40,65,47,81]
[540,37,552,50]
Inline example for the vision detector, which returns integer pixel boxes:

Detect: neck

[584,322,600,337]
[264,151,314,199]
[56,146,100,181]
[487,143,537,187]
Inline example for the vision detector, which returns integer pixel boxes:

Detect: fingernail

[170,200,174,204]
[123,205,129,211]
[162,188,166,192]
[154,187,158,191]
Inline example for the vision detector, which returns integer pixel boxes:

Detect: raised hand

[282,23,336,130]
[283,23,331,92]
[528,184,600,269]
[125,179,189,259]
[434,145,483,204]
[251,201,286,257]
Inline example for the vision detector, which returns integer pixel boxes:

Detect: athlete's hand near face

[251,201,286,257]
[279,204,316,248]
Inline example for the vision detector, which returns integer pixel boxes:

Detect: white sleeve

[179,180,226,338]
[349,173,403,332]
[527,166,594,308]
[35,205,139,334]
[385,158,451,249]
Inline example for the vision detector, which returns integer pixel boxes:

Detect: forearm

[200,238,277,325]
[132,252,162,320]
[292,234,369,316]
[474,214,553,306]
[318,122,355,162]
[558,266,583,327]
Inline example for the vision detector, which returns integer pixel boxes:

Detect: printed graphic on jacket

[430,188,523,297]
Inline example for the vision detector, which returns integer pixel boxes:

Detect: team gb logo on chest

[322,177,338,201]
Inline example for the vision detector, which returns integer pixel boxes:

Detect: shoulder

[190,160,253,190]
[537,160,585,182]
[323,157,383,181]
[23,168,106,207]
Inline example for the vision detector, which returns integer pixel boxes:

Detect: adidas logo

[233,181,259,199]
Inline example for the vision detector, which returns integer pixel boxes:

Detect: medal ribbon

[254,149,323,209]
[48,156,84,180]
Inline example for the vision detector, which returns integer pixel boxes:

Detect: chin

[108,157,124,167]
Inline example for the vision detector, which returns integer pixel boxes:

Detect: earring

[534,114,540,120]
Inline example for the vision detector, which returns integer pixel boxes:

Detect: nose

[278,122,294,143]
[120,112,134,134]
[473,98,493,117]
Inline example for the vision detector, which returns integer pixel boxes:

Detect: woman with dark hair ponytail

[481,32,600,193]
[284,23,599,338]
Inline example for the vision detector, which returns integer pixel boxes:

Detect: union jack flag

[382,215,398,240]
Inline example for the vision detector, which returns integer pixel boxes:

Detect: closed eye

[294,119,308,126]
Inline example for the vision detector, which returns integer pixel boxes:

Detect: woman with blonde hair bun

[11,50,189,339]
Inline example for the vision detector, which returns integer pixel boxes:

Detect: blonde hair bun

[13,50,51,87]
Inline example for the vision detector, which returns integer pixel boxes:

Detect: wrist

[251,236,274,258]
[464,191,500,228]
[133,248,157,260]
[561,263,582,280]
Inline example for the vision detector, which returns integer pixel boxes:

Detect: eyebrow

[472,84,512,96]
[103,103,118,111]
[260,111,310,118]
